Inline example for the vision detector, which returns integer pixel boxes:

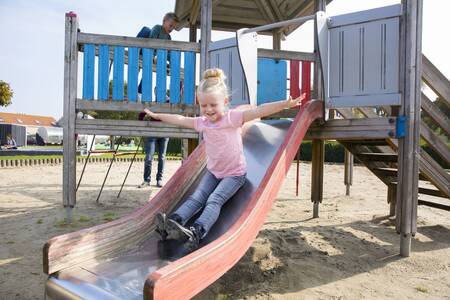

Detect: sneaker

[154,212,168,240]
[156,180,163,188]
[166,219,194,242]
[187,223,203,251]
[137,181,150,188]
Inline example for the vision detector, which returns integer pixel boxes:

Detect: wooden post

[189,24,197,43]
[63,12,79,208]
[310,0,325,218]
[200,0,212,75]
[344,150,353,196]
[311,139,324,218]
[396,0,422,257]
[272,30,281,50]
[388,184,396,217]
[184,24,198,158]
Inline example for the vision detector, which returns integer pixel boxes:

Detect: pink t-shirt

[194,110,246,178]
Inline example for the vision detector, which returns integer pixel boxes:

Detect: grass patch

[415,286,429,293]
[6,241,15,244]
[0,155,63,160]
[36,219,43,224]
[78,215,91,222]
[54,219,78,228]
[103,212,118,222]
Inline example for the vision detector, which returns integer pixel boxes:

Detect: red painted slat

[290,60,300,98]
[301,61,311,103]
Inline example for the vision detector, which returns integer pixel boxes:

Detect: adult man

[137,13,178,188]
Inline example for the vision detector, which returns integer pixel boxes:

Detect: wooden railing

[78,33,199,106]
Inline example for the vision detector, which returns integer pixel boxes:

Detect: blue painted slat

[169,51,181,104]
[127,47,139,102]
[82,44,95,100]
[141,48,154,102]
[183,51,196,105]
[112,46,125,100]
[257,58,287,104]
[97,45,109,100]
[156,49,167,103]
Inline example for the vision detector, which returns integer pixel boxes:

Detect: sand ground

[1,160,449,300]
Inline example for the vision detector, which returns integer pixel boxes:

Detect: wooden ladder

[336,55,449,210]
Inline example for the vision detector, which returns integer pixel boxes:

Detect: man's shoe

[154,212,168,240]
[166,219,194,242]
[156,180,163,188]
[137,181,150,188]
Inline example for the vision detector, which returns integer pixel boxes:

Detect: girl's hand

[143,108,159,120]
[286,93,306,108]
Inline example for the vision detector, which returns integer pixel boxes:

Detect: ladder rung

[358,152,398,162]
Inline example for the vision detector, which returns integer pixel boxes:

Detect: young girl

[144,68,304,249]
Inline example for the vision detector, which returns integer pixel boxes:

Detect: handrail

[78,32,200,52]
[421,54,450,105]
[421,92,450,136]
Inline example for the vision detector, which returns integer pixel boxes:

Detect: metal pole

[296,147,300,196]
[76,134,96,191]
[344,150,353,196]
[96,137,121,204]
[117,138,143,198]
[242,14,316,34]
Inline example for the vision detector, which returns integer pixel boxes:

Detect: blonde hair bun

[198,68,230,98]
[202,68,226,81]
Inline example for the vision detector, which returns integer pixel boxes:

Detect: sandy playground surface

[1,160,450,299]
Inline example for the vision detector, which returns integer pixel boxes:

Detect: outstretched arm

[143,109,195,129]
[243,93,305,123]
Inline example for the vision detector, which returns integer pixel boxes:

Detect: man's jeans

[143,137,169,182]
[173,169,247,238]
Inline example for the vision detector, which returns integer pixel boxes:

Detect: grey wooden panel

[328,4,402,28]
[327,7,400,108]
[209,38,248,106]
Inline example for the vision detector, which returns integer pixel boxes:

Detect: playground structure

[45,0,449,299]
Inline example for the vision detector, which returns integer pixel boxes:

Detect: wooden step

[391,183,449,198]
[373,168,428,180]
[418,199,450,211]
[340,139,389,146]
[357,152,398,162]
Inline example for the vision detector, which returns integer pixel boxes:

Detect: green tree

[0,80,13,107]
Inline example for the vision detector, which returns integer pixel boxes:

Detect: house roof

[0,112,57,127]
[174,0,331,36]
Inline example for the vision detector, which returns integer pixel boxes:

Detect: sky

[0,0,448,119]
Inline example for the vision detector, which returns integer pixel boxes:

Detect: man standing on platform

[136,12,179,188]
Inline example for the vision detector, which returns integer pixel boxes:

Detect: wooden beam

[311,139,324,218]
[78,33,200,52]
[344,150,353,196]
[76,99,198,115]
[418,199,450,211]
[421,92,450,136]
[420,120,450,165]
[200,0,212,74]
[305,117,396,140]
[357,153,398,162]
[75,119,198,139]
[422,54,450,103]
[258,48,315,61]
[397,0,422,257]
[63,13,79,208]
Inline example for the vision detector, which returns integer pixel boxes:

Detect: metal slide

[45,100,323,300]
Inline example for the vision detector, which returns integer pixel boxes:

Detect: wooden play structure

[47,0,448,298]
